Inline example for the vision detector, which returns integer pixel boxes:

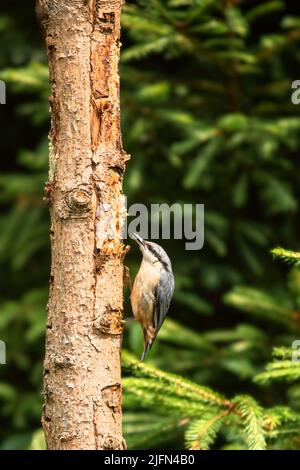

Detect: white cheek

[145,251,155,264]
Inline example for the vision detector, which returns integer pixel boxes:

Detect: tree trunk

[40,0,128,450]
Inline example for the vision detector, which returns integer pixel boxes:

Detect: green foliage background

[1,0,300,450]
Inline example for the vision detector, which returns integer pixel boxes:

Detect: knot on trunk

[65,187,93,216]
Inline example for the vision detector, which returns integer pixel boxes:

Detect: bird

[131,233,174,361]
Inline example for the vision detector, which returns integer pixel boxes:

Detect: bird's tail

[141,342,152,362]
[141,327,157,361]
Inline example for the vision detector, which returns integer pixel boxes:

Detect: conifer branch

[271,247,300,267]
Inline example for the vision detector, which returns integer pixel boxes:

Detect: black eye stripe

[146,243,171,271]
[147,244,159,257]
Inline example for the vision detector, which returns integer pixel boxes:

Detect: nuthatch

[131,233,174,361]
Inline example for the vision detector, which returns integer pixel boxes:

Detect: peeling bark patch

[94,251,110,273]
[102,383,121,411]
[95,196,126,254]
[90,4,118,152]
[93,308,123,335]
[98,12,115,34]
[46,38,61,151]
[90,40,113,150]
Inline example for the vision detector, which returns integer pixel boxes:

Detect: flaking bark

[40,0,128,450]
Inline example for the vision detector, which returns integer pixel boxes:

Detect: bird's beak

[131,232,146,248]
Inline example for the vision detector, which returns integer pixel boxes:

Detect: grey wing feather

[153,269,174,332]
